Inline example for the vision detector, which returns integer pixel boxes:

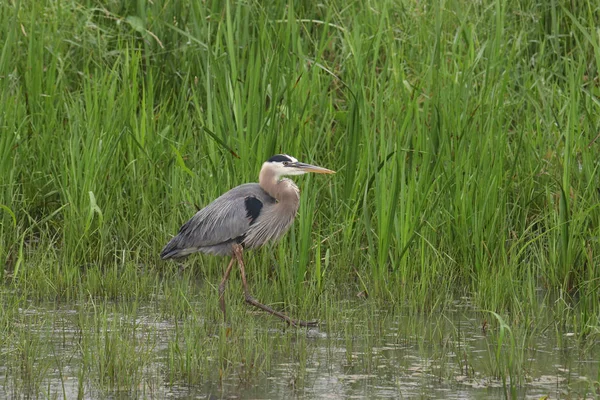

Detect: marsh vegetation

[1,0,599,398]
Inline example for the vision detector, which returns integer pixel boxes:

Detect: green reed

[1,0,599,396]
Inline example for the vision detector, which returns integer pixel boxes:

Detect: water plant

[1,0,599,398]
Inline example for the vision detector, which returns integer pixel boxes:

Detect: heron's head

[263,154,335,178]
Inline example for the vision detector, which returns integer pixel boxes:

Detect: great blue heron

[160,154,335,327]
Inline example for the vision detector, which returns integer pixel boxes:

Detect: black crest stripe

[267,154,292,163]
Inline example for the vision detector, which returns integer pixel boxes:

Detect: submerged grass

[1,0,600,397]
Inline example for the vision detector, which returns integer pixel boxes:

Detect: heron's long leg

[232,244,317,327]
[219,256,236,321]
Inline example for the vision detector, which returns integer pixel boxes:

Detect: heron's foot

[288,319,319,328]
[243,293,316,328]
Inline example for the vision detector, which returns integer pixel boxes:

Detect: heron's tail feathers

[161,234,238,259]
[160,236,193,259]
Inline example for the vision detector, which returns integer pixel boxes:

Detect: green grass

[1,0,600,397]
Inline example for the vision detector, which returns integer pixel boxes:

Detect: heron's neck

[259,167,300,202]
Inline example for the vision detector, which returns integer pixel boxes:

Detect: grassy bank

[1,0,599,396]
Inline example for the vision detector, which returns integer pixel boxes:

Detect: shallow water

[0,300,597,399]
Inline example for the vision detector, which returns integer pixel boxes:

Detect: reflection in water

[0,301,597,399]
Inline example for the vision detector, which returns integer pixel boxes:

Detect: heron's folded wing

[162,184,273,257]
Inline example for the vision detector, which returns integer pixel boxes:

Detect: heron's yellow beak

[294,162,336,174]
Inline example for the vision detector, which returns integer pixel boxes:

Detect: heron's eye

[283,161,289,166]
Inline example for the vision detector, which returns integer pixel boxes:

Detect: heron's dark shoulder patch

[244,196,263,224]
[267,154,293,163]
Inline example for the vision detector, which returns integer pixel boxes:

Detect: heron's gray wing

[160,183,274,258]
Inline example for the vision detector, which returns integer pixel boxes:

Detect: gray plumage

[161,154,335,260]
[160,182,298,257]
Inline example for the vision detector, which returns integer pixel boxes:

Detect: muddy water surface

[0,300,597,399]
